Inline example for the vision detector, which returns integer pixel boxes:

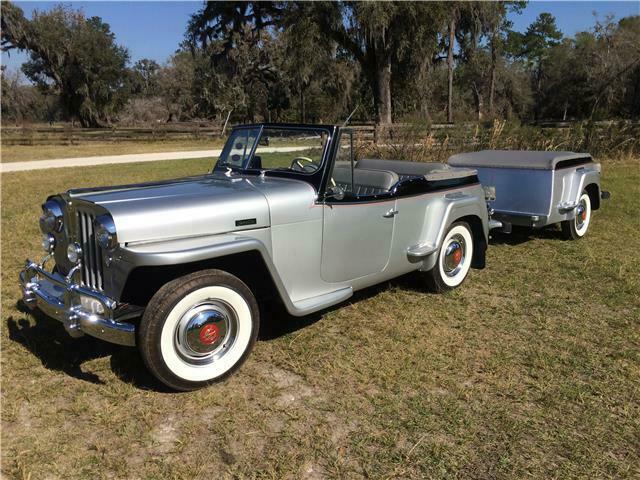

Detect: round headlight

[42,233,56,253]
[96,224,116,249]
[67,243,82,264]
[39,200,64,233]
[94,214,117,250]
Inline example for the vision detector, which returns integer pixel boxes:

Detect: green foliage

[1,1,638,126]
[1,2,130,127]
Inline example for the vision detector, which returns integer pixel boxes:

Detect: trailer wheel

[561,192,591,240]
[424,221,474,293]
[139,269,259,391]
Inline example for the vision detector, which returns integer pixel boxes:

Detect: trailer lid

[448,150,592,170]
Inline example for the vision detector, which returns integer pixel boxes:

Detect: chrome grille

[76,207,104,291]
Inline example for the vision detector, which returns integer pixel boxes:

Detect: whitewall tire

[139,270,259,391]
[561,192,591,240]
[424,221,474,293]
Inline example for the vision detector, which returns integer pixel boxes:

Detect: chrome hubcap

[576,201,587,228]
[175,301,237,365]
[443,235,466,277]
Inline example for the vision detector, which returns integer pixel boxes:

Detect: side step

[291,287,353,316]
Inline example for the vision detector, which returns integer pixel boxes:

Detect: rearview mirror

[325,185,345,201]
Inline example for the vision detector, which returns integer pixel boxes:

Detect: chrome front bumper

[19,259,136,346]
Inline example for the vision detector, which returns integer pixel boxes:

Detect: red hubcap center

[452,248,462,266]
[581,210,587,221]
[199,324,220,345]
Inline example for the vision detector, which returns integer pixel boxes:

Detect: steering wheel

[291,156,318,173]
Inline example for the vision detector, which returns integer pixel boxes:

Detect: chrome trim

[94,214,117,250]
[42,233,56,253]
[443,234,466,277]
[19,259,135,346]
[76,206,104,291]
[558,200,579,213]
[40,200,64,233]
[488,219,503,230]
[175,301,238,365]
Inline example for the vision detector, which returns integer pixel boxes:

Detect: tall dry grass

[358,120,640,163]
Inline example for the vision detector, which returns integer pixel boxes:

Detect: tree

[1,66,55,123]
[130,59,161,96]
[307,2,445,124]
[1,2,130,127]
[507,12,563,120]
[479,2,526,115]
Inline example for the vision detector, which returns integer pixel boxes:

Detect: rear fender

[409,189,489,272]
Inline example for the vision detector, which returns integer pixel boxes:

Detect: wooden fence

[2,121,637,157]
[1,123,227,146]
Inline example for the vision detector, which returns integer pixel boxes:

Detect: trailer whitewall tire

[424,221,474,293]
[561,192,591,240]
[139,269,259,391]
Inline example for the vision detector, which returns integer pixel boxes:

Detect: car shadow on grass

[7,272,428,391]
[258,272,425,341]
[490,225,566,245]
[7,301,171,392]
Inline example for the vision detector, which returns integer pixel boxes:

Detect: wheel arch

[585,183,601,210]
[451,214,487,269]
[120,250,284,308]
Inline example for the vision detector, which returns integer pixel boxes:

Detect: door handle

[383,209,398,218]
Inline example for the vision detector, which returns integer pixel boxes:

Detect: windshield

[216,127,329,174]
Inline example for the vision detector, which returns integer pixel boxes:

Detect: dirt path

[0,146,310,173]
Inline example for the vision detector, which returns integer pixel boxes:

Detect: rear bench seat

[332,166,398,196]
[330,159,477,196]
[356,158,464,182]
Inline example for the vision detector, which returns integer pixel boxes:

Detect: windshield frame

[213,124,337,191]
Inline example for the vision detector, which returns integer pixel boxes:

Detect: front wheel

[561,191,591,240]
[139,269,259,391]
[423,221,474,293]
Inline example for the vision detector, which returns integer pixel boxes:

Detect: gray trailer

[448,150,610,239]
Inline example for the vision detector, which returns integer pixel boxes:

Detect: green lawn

[0,138,224,163]
[1,156,639,479]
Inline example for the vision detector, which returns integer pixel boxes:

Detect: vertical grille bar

[76,207,104,291]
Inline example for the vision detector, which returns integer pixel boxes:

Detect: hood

[70,173,271,244]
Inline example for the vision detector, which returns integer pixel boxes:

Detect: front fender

[117,232,308,317]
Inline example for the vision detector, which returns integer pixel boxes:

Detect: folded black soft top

[448,150,593,170]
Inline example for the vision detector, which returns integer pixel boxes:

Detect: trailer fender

[557,165,601,215]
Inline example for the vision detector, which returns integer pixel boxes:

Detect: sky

[2,1,639,74]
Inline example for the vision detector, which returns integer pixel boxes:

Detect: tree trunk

[374,49,392,125]
[298,81,306,123]
[488,32,497,115]
[447,18,455,124]
[420,98,431,122]
[472,82,483,121]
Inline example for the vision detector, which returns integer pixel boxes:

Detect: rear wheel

[561,192,591,240]
[424,221,474,293]
[139,269,259,391]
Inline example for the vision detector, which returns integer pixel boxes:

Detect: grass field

[0,139,224,163]
[2,156,639,479]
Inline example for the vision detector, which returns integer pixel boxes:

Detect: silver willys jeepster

[20,124,608,390]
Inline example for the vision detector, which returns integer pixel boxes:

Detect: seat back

[332,166,398,196]
[356,158,450,182]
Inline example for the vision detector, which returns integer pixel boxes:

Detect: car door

[321,199,396,282]
[320,130,396,282]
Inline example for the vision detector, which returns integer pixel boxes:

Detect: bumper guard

[19,259,136,346]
